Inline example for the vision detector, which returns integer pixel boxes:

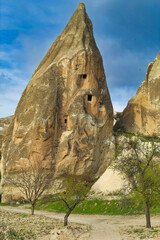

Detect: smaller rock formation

[115,52,160,136]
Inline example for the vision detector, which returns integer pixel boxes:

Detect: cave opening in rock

[63,115,69,129]
[83,74,87,79]
[88,95,92,102]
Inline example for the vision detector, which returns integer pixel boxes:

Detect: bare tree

[114,137,160,228]
[4,159,54,215]
[60,175,93,226]
[42,174,93,226]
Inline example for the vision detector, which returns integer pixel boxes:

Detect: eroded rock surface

[115,52,160,136]
[0,116,13,152]
[1,3,113,201]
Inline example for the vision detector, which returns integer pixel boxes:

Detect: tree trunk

[31,203,35,215]
[64,209,72,226]
[145,201,151,228]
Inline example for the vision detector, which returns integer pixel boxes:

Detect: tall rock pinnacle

[115,52,160,136]
[33,2,100,79]
[1,3,113,202]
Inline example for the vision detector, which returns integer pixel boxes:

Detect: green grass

[0,202,11,206]
[133,229,144,234]
[36,198,150,215]
[125,226,160,240]
[1,197,160,216]
[150,206,160,214]
[113,128,160,142]
[0,202,27,207]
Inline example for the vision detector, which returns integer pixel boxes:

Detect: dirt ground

[0,208,90,240]
[0,206,160,240]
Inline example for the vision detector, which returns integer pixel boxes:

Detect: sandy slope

[92,168,125,194]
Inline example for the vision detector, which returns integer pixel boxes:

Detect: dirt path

[0,206,160,240]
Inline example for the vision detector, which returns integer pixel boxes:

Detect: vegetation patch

[36,198,160,216]
[122,225,160,239]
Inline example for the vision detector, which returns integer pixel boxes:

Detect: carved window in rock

[63,116,68,128]
[83,74,87,79]
[88,95,92,102]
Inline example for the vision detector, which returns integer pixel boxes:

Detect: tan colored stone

[1,3,113,201]
[0,116,13,152]
[115,52,160,136]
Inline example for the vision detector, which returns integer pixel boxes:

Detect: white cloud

[0,47,20,67]
[0,68,28,85]
[94,34,152,112]
[16,32,58,76]
[95,34,149,85]
[0,88,23,118]
[111,87,136,112]
[0,68,28,118]
[0,31,59,118]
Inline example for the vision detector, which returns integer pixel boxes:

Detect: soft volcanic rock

[0,116,13,176]
[0,116,13,152]
[115,52,160,136]
[1,3,113,201]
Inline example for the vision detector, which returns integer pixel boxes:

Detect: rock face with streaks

[0,116,13,178]
[115,52,160,136]
[0,116,13,152]
[1,3,114,201]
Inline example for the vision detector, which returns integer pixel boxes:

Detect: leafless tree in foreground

[5,159,54,215]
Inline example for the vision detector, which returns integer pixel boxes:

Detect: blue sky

[0,0,160,118]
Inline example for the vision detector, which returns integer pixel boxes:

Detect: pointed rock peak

[62,2,90,31]
[33,2,98,79]
[62,2,91,36]
[77,2,86,10]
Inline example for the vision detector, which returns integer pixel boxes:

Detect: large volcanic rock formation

[1,3,113,200]
[115,52,160,136]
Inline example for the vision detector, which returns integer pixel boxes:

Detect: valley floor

[0,206,160,240]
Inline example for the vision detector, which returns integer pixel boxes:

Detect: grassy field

[35,198,160,215]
